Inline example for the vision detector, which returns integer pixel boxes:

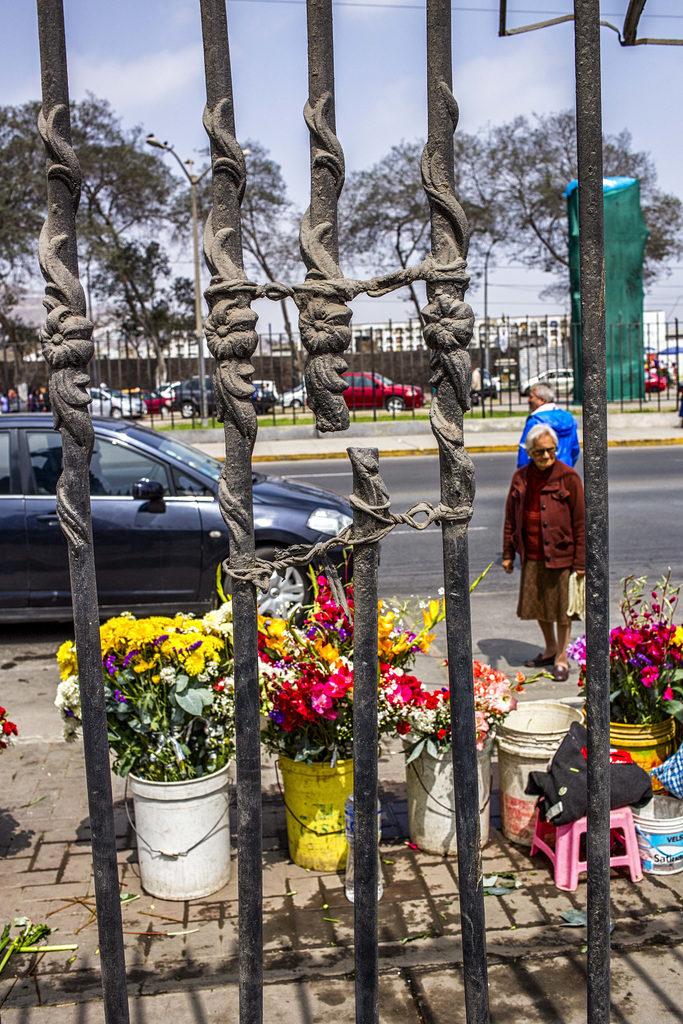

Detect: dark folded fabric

[525,721,653,826]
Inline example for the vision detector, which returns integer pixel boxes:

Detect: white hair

[525,423,559,453]
[530,382,556,404]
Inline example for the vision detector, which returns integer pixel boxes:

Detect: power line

[225,0,682,17]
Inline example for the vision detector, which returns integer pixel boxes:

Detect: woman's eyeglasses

[532,446,557,456]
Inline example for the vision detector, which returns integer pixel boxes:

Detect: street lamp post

[146,135,210,421]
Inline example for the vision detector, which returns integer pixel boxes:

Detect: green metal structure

[568,177,649,402]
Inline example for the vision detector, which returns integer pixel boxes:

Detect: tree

[183,140,302,368]
[480,110,683,287]
[339,113,683,313]
[72,96,186,383]
[339,141,430,324]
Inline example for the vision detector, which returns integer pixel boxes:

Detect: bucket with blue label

[632,794,683,875]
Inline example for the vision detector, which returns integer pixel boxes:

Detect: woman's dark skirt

[517,559,570,625]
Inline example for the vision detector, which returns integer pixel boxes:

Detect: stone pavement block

[263,907,296,952]
[421,860,457,896]
[287,874,322,910]
[31,839,69,871]
[381,879,427,903]
[377,901,404,943]
[290,907,333,947]
[2,869,60,890]
[398,898,439,936]
[2,973,422,1024]
[414,943,683,1023]
[381,848,418,883]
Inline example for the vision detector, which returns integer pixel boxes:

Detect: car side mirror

[133,478,166,512]
[374,381,381,388]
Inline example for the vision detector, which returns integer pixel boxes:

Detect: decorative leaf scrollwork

[421,81,476,517]
[37,101,95,554]
[202,98,261,552]
[297,92,352,434]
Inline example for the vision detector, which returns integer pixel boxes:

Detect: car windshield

[374,374,394,386]
[130,430,222,483]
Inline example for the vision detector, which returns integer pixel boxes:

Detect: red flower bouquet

[258,577,444,764]
[0,705,18,750]
[568,573,683,725]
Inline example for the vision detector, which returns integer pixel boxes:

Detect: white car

[520,368,574,398]
[88,387,145,419]
[281,383,307,408]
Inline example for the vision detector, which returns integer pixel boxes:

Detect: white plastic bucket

[496,701,583,847]
[632,794,683,875]
[129,764,231,900]
[405,736,494,856]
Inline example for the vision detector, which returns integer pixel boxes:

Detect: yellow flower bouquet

[55,603,235,782]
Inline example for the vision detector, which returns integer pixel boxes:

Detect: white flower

[55,675,81,716]
[160,666,176,682]
[203,603,234,636]
[197,672,210,683]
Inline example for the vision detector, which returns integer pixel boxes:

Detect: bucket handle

[274,761,345,837]
[124,777,231,859]
[408,759,491,818]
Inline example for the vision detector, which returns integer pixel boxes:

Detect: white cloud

[454,35,576,132]
[69,43,204,118]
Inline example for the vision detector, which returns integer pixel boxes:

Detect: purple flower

[269,708,285,724]
[104,654,117,676]
[123,650,140,668]
[114,690,128,704]
[153,634,169,645]
[187,641,203,651]
[566,636,587,663]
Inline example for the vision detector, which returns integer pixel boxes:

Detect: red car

[644,371,667,394]
[342,372,423,413]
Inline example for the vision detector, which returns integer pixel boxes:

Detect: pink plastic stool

[530,806,643,891]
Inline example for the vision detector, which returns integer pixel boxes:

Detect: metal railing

[33,2,612,1024]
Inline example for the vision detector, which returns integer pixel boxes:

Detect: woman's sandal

[523,652,556,668]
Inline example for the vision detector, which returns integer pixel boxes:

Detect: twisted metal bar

[224,496,472,593]
[199,4,263,1024]
[36,4,129,1023]
[297,0,352,434]
[422,2,489,1022]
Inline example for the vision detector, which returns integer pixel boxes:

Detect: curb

[246,435,683,463]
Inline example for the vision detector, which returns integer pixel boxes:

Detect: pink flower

[641,666,659,688]
[663,687,674,700]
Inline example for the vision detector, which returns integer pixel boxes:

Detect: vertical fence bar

[296,0,352,436]
[35,4,130,1024]
[422,2,489,1022]
[349,447,386,1024]
[199,4,263,1023]
[572,2,611,1022]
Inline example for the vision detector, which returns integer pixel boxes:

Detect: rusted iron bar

[348,447,387,1024]
[572,2,611,1021]
[199,3,263,1022]
[35,3,129,1023]
[297,0,352,434]
[423,2,489,1022]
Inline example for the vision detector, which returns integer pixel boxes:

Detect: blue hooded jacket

[517,406,580,468]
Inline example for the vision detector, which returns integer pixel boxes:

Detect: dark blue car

[0,415,352,622]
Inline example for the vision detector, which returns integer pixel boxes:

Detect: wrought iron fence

[33,1,613,1024]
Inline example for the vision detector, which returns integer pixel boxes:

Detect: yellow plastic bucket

[609,719,678,793]
[279,756,353,871]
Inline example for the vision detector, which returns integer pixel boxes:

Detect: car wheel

[219,546,312,619]
[180,400,197,419]
[291,399,303,409]
[385,396,406,413]
[110,406,123,419]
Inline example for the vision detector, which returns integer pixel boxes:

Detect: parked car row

[0,415,353,621]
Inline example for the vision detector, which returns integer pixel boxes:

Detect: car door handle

[36,514,59,524]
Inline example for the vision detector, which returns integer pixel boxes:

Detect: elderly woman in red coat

[502,423,585,681]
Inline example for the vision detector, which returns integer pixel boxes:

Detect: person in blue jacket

[518,383,580,468]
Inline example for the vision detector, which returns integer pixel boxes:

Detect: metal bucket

[129,764,231,900]
[405,736,494,855]
[633,794,683,874]
[496,701,583,846]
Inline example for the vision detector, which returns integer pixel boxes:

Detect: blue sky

[4,1,683,329]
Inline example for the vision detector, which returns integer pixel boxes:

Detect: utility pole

[146,135,210,421]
